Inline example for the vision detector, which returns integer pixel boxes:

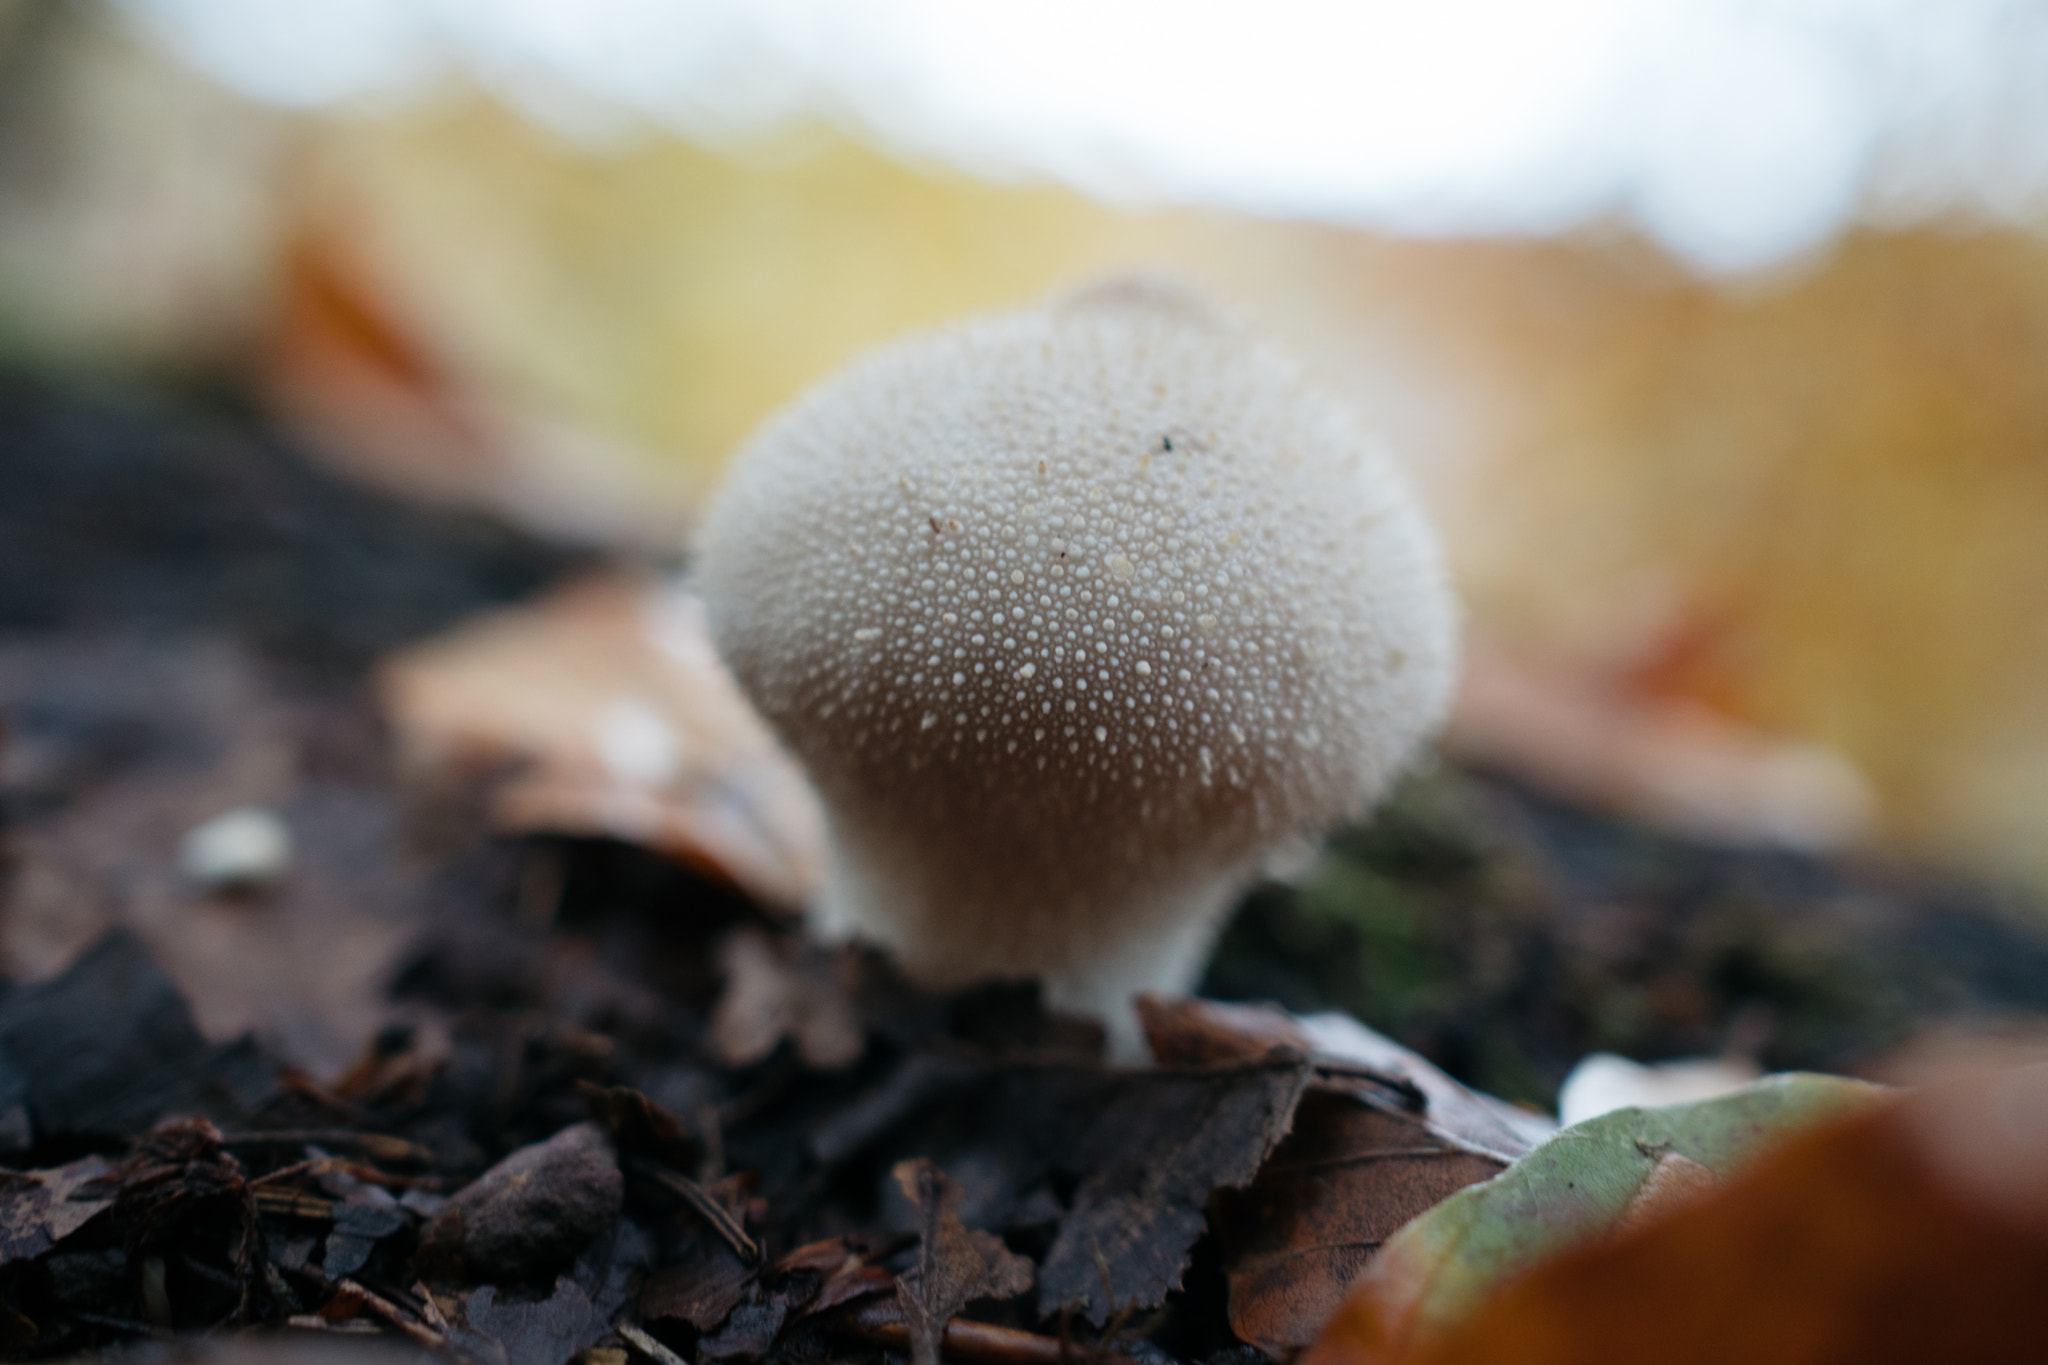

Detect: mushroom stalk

[698,280,1458,1057]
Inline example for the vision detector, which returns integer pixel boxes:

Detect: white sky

[122,0,2048,274]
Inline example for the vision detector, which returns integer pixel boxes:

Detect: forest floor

[4,375,2046,1364]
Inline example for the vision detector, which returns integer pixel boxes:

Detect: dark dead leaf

[568,1215,658,1329]
[807,1264,895,1315]
[807,1050,985,1167]
[769,1238,854,1278]
[322,1202,410,1279]
[0,929,277,1141]
[462,1277,608,1365]
[834,1294,1145,1365]
[944,981,1107,1063]
[1214,1088,1508,1358]
[893,1158,1034,1365]
[763,1238,860,1315]
[700,1296,789,1361]
[577,1082,701,1171]
[640,1236,754,1332]
[0,1155,115,1264]
[1134,997,1541,1354]
[1026,1059,1312,1322]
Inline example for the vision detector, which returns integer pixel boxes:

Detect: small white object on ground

[179,805,292,889]
[1557,1050,1762,1127]
[593,695,685,788]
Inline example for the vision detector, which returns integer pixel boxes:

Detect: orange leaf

[377,574,826,910]
[1307,1052,2048,1365]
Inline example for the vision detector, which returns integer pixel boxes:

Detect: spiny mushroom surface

[697,280,1457,1053]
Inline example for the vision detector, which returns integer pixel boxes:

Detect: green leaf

[1363,1073,1885,1345]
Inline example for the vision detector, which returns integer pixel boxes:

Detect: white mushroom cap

[697,280,1458,1054]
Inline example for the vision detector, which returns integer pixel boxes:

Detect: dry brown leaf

[1213,1090,1508,1360]
[1137,996,1543,1161]
[700,1296,788,1361]
[1030,1058,1314,1323]
[892,1158,1035,1365]
[1136,995,1532,1358]
[641,1246,754,1334]
[576,1081,702,1171]
[1306,1052,2048,1365]
[0,638,422,1076]
[1138,995,1314,1067]
[377,574,827,911]
[1447,637,1875,852]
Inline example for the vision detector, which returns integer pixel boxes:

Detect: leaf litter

[891,1159,1034,1365]
[1305,1047,2048,1365]
[1304,1072,1884,1363]
[4,378,2048,1363]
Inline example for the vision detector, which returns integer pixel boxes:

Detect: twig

[260,1256,303,1316]
[835,1300,1143,1365]
[411,1281,455,1334]
[333,1278,446,1350]
[1089,1240,1140,1355]
[289,1315,381,1334]
[252,1187,335,1220]
[624,1155,761,1263]
[249,1156,444,1192]
[222,1130,438,1165]
[617,1322,691,1365]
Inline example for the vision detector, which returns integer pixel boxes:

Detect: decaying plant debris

[4,378,2048,1363]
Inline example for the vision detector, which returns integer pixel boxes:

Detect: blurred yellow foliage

[1370,230,2048,882]
[212,96,2048,890]
[292,99,1223,498]
[8,11,2048,894]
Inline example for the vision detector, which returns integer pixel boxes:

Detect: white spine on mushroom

[698,280,1458,1058]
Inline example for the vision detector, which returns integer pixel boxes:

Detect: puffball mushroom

[698,279,1457,1054]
